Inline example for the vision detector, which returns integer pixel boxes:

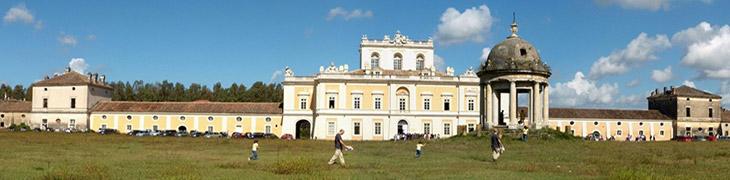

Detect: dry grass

[2,131,730,179]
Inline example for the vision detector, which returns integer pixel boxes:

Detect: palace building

[282,31,481,140]
[1,21,729,141]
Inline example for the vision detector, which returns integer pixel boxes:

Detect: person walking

[248,140,259,161]
[491,129,504,162]
[522,126,529,142]
[328,129,348,165]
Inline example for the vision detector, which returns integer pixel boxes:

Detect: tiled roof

[33,71,112,89]
[90,101,282,114]
[550,108,672,120]
[0,101,31,112]
[649,85,721,99]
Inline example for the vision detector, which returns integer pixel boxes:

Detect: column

[542,83,550,123]
[509,81,517,127]
[532,82,540,127]
[486,83,493,127]
[479,84,485,128]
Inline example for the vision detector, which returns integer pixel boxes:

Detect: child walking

[248,140,259,161]
[415,141,424,158]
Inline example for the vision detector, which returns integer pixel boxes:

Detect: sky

[2,0,730,109]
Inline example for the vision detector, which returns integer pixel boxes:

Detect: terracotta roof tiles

[90,101,282,114]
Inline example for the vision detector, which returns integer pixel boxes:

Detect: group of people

[392,133,441,141]
[245,128,509,165]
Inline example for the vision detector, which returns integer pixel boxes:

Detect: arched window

[236,117,243,122]
[416,54,425,70]
[393,53,403,70]
[370,53,380,69]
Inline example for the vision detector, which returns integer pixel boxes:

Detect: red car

[230,132,246,139]
[280,134,293,140]
[676,136,692,142]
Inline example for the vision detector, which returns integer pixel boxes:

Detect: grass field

[2,131,730,179]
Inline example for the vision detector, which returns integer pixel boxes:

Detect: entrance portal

[295,120,311,139]
[397,120,408,134]
[178,126,187,132]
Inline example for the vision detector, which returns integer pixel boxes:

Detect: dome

[479,21,551,77]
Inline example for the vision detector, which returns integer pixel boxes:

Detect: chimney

[44,75,50,80]
[654,88,658,95]
[65,67,71,73]
[100,75,106,84]
[88,73,93,82]
[93,73,99,83]
[663,87,667,92]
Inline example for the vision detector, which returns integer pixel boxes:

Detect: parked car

[231,132,246,139]
[161,130,177,136]
[693,136,707,142]
[707,135,717,141]
[175,131,189,137]
[190,130,203,138]
[149,130,162,136]
[718,136,730,141]
[280,134,293,140]
[220,131,228,138]
[676,136,692,142]
[98,129,118,135]
[243,132,255,139]
[250,132,278,139]
[203,132,222,138]
[135,130,152,137]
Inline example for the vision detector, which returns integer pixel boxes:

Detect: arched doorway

[397,120,408,134]
[592,131,601,140]
[178,126,187,132]
[0,122,4,128]
[295,120,311,139]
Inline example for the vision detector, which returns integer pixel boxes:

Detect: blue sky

[2,0,729,108]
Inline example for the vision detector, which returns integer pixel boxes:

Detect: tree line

[0,81,284,102]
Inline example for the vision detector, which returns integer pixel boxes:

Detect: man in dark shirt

[328,129,348,165]
[491,129,503,162]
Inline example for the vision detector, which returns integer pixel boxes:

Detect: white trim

[350,90,364,95]
[420,92,433,96]
[371,91,384,95]
[440,93,453,97]
[166,116,171,130]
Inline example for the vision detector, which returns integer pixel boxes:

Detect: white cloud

[269,70,283,84]
[673,22,730,79]
[651,66,672,83]
[3,4,34,23]
[595,0,670,11]
[626,79,640,87]
[588,33,671,79]
[68,58,88,74]
[617,94,645,105]
[58,34,78,47]
[86,34,97,41]
[326,7,373,21]
[551,72,619,107]
[480,47,491,62]
[683,80,696,88]
[434,5,494,45]
[434,55,445,71]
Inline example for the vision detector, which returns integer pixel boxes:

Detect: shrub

[8,123,17,130]
[19,123,30,130]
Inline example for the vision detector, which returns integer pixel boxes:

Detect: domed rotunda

[478,18,551,129]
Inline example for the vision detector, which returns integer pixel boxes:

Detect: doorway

[296,120,311,139]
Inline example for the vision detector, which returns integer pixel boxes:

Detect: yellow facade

[549,119,673,141]
[90,113,282,136]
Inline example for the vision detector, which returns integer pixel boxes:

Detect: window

[354,97,361,109]
[70,98,76,109]
[570,121,575,125]
[126,115,132,120]
[394,54,403,70]
[329,97,336,109]
[617,130,622,135]
[444,123,451,135]
[236,117,243,122]
[594,121,598,126]
[354,122,361,135]
[424,98,431,110]
[639,122,644,126]
[208,116,214,122]
[468,99,475,111]
[126,125,132,131]
[710,99,713,102]
[152,115,159,120]
[44,88,47,91]
[72,87,75,91]
[571,130,575,135]
[617,122,622,126]
[266,117,272,122]
[300,98,307,110]
[639,130,644,135]
[69,119,75,129]
[374,122,382,135]
[102,115,107,119]
[42,119,48,128]
[444,99,450,111]
[153,125,159,131]
[101,124,107,129]
[0,114,3,118]
[374,97,382,110]
[328,122,336,135]
[43,98,48,108]
[416,55,425,70]
[686,107,691,117]
[660,122,664,126]
[399,98,406,111]
[709,108,713,118]
[660,130,665,136]
[208,126,214,132]
[180,116,186,121]
[371,53,380,68]
[467,124,475,132]
[424,123,431,134]
[265,125,271,134]
[520,48,527,56]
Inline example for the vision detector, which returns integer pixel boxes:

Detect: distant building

[648,86,722,137]
[0,100,31,128]
[29,68,112,131]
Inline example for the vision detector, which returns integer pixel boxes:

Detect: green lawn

[1,131,729,179]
